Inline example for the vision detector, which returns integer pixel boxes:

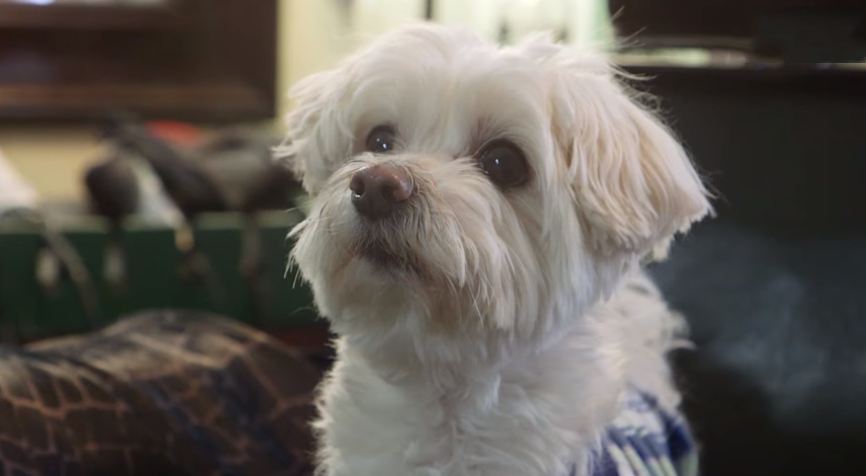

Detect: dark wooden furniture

[0,0,278,122]
[609,0,866,61]
[611,1,866,475]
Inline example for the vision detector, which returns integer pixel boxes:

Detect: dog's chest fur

[315,332,626,476]
[313,273,690,476]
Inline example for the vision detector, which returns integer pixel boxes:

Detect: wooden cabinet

[0,0,277,122]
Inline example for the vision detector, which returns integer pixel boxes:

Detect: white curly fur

[280,23,711,476]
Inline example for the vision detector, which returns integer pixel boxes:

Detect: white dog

[280,23,711,476]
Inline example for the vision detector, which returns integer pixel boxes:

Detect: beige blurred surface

[0,126,106,201]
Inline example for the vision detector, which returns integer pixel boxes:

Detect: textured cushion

[0,310,325,476]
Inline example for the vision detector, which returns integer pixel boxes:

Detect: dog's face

[282,24,709,354]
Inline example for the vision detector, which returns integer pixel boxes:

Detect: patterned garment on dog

[570,389,699,476]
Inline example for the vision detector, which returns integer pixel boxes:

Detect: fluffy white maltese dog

[281,23,711,476]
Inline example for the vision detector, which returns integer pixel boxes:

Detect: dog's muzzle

[349,164,414,220]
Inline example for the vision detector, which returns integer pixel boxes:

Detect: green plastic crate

[0,210,319,342]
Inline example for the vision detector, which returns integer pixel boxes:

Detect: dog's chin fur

[281,23,711,476]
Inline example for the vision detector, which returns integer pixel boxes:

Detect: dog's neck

[330,307,625,476]
[331,276,624,390]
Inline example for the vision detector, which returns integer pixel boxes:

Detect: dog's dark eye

[365,126,397,154]
[476,141,530,189]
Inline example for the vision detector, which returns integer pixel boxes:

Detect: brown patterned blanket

[0,311,325,476]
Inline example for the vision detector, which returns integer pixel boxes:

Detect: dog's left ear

[524,37,712,260]
[275,68,350,196]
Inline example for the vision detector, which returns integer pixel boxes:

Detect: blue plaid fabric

[569,389,699,476]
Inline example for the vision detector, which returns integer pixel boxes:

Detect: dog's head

[281,24,710,359]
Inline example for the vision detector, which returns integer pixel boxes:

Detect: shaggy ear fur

[521,35,712,260]
[275,68,352,196]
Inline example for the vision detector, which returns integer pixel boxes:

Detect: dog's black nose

[349,164,413,220]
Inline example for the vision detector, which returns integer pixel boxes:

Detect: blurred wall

[0,126,104,202]
[0,0,607,201]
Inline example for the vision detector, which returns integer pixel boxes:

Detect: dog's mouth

[354,239,422,276]
[360,243,400,268]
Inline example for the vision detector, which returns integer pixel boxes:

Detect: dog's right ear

[275,68,349,196]
[520,35,712,261]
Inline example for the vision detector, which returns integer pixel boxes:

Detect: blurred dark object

[0,310,325,476]
[610,0,866,63]
[97,114,226,218]
[195,127,301,214]
[87,113,301,220]
[84,113,303,322]
[618,3,866,474]
[424,0,435,20]
[0,0,277,121]
[84,158,140,223]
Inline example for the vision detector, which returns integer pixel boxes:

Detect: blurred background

[5,0,617,200]
[1,1,866,475]
[0,0,639,341]
[3,0,818,201]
